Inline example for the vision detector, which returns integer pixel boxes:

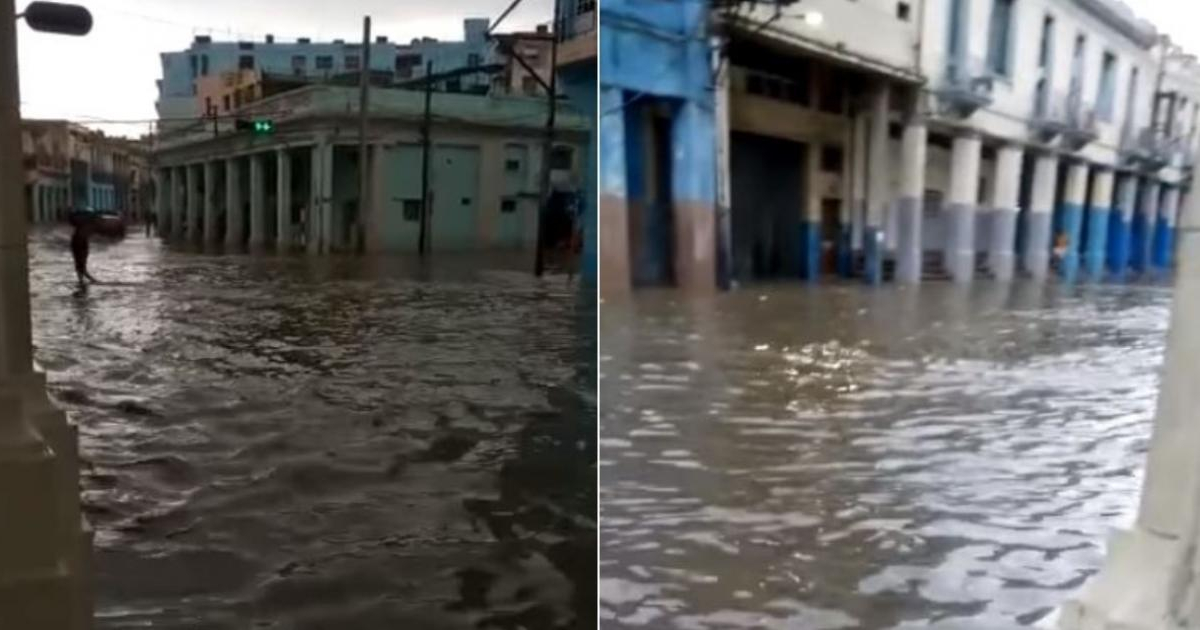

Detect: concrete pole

[203,161,218,244]
[1154,185,1181,269]
[599,86,631,299]
[309,140,333,254]
[1024,153,1058,280]
[713,37,734,290]
[864,81,890,285]
[0,3,90,627]
[185,164,200,242]
[801,141,823,282]
[225,157,243,247]
[988,144,1023,281]
[172,166,185,240]
[248,153,265,248]
[1058,162,1090,282]
[154,168,168,237]
[1108,175,1138,279]
[276,149,292,250]
[1084,169,1115,281]
[1133,180,1161,273]
[1058,181,1200,630]
[946,133,982,284]
[895,117,927,284]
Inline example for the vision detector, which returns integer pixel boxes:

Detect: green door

[497,144,528,249]
[381,144,424,253]
[430,145,480,251]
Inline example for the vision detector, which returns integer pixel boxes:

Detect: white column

[276,148,292,250]
[172,166,185,239]
[1058,181,1200,629]
[1023,154,1058,280]
[851,111,869,253]
[225,157,243,247]
[988,144,1023,281]
[945,133,982,283]
[153,169,165,236]
[203,161,218,244]
[895,117,927,284]
[863,82,891,284]
[248,153,265,247]
[185,164,200,242]
[310,140,333,254]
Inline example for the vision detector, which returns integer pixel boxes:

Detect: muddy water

[27,229,596,630]
[600,281,1172,629]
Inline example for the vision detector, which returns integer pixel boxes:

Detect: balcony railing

[934,55,995,117]
[1061,89,1099,149]
[1122,126,1178,170]
[1031,89,1069,141]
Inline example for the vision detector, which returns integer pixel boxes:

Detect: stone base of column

[1024,211,1053,280]
[1131,214,1152,273]
[1153,219,1175,269]
[1108,215,1131,279]
[986,207,1018,281]
[0,373,91,630]
[1057,525,1189,630]
[1085,208,1111,281]
[800,219,821,282]
[946,203,976,283]
[895,197,922,284]
[863,226,883,285]
[836,224,854,278]
[600,193,632,300]
[673,201,716,293]
[1059,203,1085,282]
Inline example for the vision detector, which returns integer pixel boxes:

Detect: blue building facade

[599,0,717,296]
[556,0,598,285]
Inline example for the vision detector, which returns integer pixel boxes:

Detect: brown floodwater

[599,280,1171,629]
[28,228,596,630]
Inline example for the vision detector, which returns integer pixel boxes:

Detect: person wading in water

[70,211,99,288]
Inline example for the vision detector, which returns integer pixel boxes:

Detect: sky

[15,0,554,137]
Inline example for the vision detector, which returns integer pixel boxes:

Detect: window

[986,0,1015,76]
[222,94,231,111]
[897,2,911,21]
[238,41,254,50]
[189,55,198,78]
[1070,33,1086,96]
[1038,15,1055,69]
[522,76,539,94]
[1125,66,1140,129]
[468,53,481,67]
[316,55,333,70]
[948,0,967,59]
[345,55,361,71]
[505,158,521,172]
[402,199,421,222]
[577,0,595,12]
[820,145,844,173]
[291,55,307,74]
[201,55,209,76]
[1097,52,1118,121]
[550,146,573,170]
[500,199,517,214]
[395,53,422,78]
[204,96,213,116]
[239,55,254,70]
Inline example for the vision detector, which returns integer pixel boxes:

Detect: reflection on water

[28,229,596,629]
[600,281,1171,629]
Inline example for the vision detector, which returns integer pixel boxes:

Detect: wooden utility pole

[358,15,371,253]
[534,0,560,277]
[418,60,434,256]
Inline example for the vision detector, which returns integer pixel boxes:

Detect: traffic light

[235,119,275,134]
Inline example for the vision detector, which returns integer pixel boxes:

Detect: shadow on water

[600,279,1171,629]
[27,228,596,630]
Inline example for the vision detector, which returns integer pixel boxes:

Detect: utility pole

[418,60,433,256]
[534,0,560,277]
[358,15,371,254]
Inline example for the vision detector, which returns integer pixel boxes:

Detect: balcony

[933,56,994,118]
[1030,90,1069,142]
[1061,91,1099,150]
[1122,126,1177,171]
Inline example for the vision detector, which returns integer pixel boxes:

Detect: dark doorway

[731,131,804,281]
[626,98,676,287]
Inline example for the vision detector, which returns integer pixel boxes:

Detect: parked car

[69,207,126,239]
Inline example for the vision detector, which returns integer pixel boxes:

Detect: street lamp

[17,1,93,35]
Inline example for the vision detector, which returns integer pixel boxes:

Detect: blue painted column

[598,86,631,299]
[986,144,1023,281]
[895,117,927,284]
[1107,175,1137,279]
[1131,179,1160,273]
[1023,154,1058,280]
[1057,162,1089,282]
[1153,185,1181,270]
[1083,169,1114,281]
[801,141,823,281]
[863,82,890,285]
[946,133,982,283]
[670,99,717,292]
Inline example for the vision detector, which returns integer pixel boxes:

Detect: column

[714,48,734,289]
[800,141,823,282]
[944,133,982,283]
[225,157,243,247]
[671,99,717,292]
[1058,161,1089,282]
[309,141,333,254]
[154,169,167,237]
[1023,154,1058,280]
[844,110,869,278]
[1084,169,1115,281]
[1107,175,1138,279]
[895,117,927,284]
[1057,181,1200,629]
[203,161,218,244]
[171,166,185,240]
[987,144,1023,281]
[1153,185,1181,269]
[248,153,265,248]
[185,164,199,242]
[863,82,890,285]
[276,148,292,250]
[599,86,631,298]
[1131,179,1160,273]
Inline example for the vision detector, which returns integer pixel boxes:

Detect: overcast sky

[15,0,553,137]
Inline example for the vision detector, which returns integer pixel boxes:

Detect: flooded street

[28,229,596,630]
[600,281,1171,629]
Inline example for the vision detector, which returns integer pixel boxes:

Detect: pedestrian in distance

[69,210,100,289]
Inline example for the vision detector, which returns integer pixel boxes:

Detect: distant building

[157,19,495,132]
[493,25,554,97]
